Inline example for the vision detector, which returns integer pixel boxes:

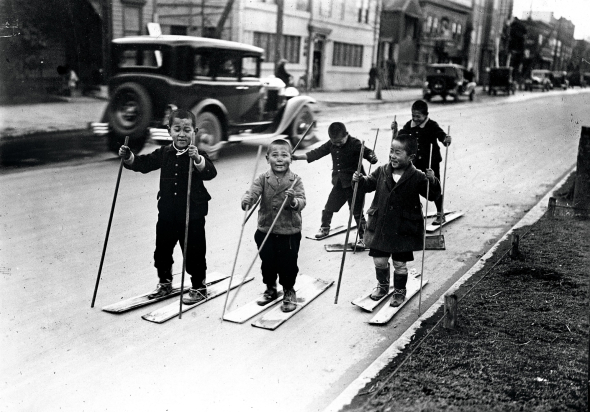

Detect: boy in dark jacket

[242,139,306,312]
[391,100,451,225]
[293,122,377,245]
[118,109,217,305]
[353,133,441,306]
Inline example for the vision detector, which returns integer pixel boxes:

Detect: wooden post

[548,197,556,218]
[573,126,590,218]
[444,293,458,329]
[375,78,382,100]
[509,233,520,259]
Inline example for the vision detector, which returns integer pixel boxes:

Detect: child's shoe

[257,285,278,306]
[355,238,366,249]
[182,287,208,305]
[432,213,446,226]
[281,289,297,312]
[390,289,406,307]
[147,282,173,299]
[315,226,330,238]
[369,266,390,301]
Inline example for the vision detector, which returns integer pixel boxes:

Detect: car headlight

[423,81,429,88]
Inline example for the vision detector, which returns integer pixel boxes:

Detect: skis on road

[102,271,229,313]
[222,274,316,324]
[368,278,428,325]
[305,225,357,241]
[425,211,463,232]
[251,276,334,330]
[352,268,418,312]
[324,242,367,252]
[142,275,254,323]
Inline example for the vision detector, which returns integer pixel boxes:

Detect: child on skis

[241,139,306,312]
[292,122,377,247]
[118,109,217,304]
[352,132,441,307]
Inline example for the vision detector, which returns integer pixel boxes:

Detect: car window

[216,55,238,79]
[241,56,259,79]
[193,53,212,78]
[118,48,162,68]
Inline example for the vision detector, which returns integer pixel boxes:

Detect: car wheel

[109,82,152,142]
[289,104,315,149]
[196,111,223,160]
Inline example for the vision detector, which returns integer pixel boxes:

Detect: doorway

[312,38,324,89]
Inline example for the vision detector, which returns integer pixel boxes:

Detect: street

[1,89,589,411]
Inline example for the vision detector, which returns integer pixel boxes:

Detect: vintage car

[423,63,475,102]
[567,71,588,88]
[524,69,553,91]
[90,35,316,158]
[551,71,569,89]
[487,67,516,95]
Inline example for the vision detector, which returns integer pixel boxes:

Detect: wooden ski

[352,268,418,312]
[305,224,357,241]
[102,271,229,313]
[368,278,429,325]
[251,277,334,330]
[142,275,254,324]
[222,274,316,324]
[324,242,367,252]
[425,211,464,232]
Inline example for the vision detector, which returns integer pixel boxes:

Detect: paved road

[1,89,588,411]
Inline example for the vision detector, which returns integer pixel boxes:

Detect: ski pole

[91,135,129,308]
[419,145,433,316]
[221,145,263,320]
[353,129,379,253]
[244,121,314,224]
[225,177,300,313]
[178,132,198,319]
[334,141,365,304]
[437,126,450,239]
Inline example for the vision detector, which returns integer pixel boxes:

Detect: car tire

[108,82,152,140]
[289,104,315,149]
[196,111,223,159]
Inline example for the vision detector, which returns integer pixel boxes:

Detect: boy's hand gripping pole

[91,136,129,308]
[419,145,434,316]
[353,130,379,253]
[334,140,365,304]
[224,177,300,315]
[437,126,450,239]
[178,134,197,319]
[221,146,263,320]
[244,121,314,224]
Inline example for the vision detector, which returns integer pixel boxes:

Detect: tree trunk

[573,126,590,218]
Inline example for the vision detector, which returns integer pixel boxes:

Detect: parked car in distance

[551,71,569,89]
[488,67,516,95]
[524,69,553,91]
[567,71,588,88]
[90,35,316,158]
[423,63,476,102]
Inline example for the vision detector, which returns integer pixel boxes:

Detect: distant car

[524,69,553,91]
[91,35,316,158]
[551,71,569,89]
[488,67,516,95]
[567,71,588,88]
[423,63,475,102]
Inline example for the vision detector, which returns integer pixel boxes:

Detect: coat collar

[410,117,429,128]
[264,169,296,192]
[384,163,416,190]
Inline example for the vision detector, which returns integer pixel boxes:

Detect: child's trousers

[254,230,301,290]
[154,216,207,289]
[322,180,367,236]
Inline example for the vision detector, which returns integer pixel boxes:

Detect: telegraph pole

[275,0,284,66]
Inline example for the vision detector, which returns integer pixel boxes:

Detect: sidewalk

[0,87,423,140]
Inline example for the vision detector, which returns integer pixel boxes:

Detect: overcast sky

[512,0,590,40]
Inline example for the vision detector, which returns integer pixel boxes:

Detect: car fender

[190,98,229,120]
[274,96,316,133]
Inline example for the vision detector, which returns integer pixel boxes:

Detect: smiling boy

[118,109,217,304]
[241,139,306,312]
[353,133,440,306]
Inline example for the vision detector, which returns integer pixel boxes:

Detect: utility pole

[552,18,562,71]
[101,0,112,80]
[275,0,284,66]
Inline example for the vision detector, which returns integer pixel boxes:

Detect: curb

[322,164,576,412]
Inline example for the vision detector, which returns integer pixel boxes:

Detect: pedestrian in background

[391,100,451,225]
[352,133,440,306]
[118,109,217,304]
[292,122,377,247]
[275,59,292,86]
[368,65,378,90]
[241,139,306,313]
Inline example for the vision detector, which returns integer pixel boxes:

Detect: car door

[208,50,242,123]
[237,54,264,124]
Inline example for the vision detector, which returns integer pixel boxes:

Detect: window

[123,5,142,36]
[193,53,212,78]
[170,25,187,35]
[216,55,238,78]
[337,0,346,20]
[357,0,368,23]
[241,56,259,78]
[424,16,432,34]
[332,42,363,67]
[320,0,332,17]
[253,32,301,63]
[118,48,162,68]
[538,34,543,45]
[296,0,310,11]
[432,17,439,35]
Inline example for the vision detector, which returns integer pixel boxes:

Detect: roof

[382,0,423,19]
[113,35,264,55]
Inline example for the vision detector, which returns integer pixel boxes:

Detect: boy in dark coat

[353,133,441,306]
[391,100,451,225]
[293,122,377,246]
[118,109,217,304]
[241,139,306,312]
